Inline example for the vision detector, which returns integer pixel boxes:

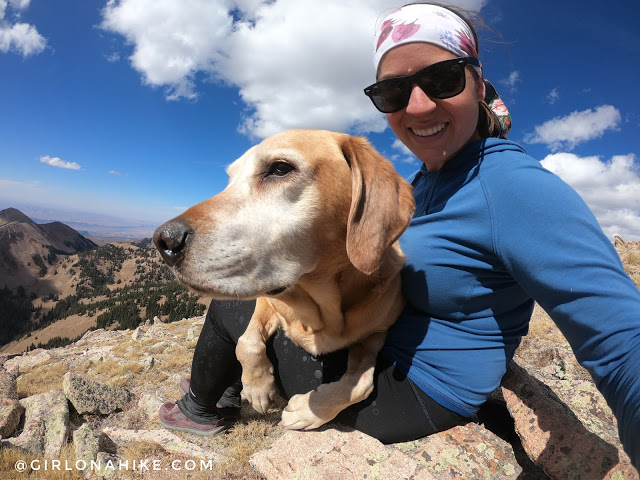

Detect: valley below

[0,208,208,354]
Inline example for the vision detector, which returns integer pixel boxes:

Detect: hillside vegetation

[2,230,638,356]
[617,238,640,288]
[0,241,206,353]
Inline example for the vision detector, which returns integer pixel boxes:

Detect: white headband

[373,4,479,74]
[371,4,512,137]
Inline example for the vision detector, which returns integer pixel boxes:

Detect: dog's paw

[241,376,278,414]
[279,392,334,430]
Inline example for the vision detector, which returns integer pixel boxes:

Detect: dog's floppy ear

[341,135,415,275]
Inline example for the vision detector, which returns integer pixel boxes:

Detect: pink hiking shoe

[178,377,242,419]
[158,402,228,436]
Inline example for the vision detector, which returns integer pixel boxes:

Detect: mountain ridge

[0,208,206,353]
[0,207,97,290]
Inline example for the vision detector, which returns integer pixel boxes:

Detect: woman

[160,3,640,468]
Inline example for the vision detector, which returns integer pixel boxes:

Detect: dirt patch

[1,313,97,354]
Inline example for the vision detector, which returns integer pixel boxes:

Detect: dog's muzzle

[153,219,192,267]
[266,286,287,296]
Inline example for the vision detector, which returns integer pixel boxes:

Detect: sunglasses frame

[364,57,481,113]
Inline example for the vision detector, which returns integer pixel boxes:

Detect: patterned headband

[374,4,479,73]
[373,4,511,137]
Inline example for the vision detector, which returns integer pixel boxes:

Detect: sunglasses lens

[420,62,466,99]
[366,59,471,113]
[370,78,410,113]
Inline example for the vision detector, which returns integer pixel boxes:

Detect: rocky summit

[0,309,637,480]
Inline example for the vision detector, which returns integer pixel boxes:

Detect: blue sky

[1,0,639,239]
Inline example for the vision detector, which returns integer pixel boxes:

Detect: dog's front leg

[236,298,281,414]
[280,331,386,430]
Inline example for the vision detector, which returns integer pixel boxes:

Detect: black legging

[179,299,466,444]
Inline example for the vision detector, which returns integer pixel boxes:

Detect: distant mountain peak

[0,207,98,290]
[0,207,37,227]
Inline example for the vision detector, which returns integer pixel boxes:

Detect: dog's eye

[267,161,294,177]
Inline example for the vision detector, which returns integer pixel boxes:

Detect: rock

[87,351,115,364]
[250,424,438,480]
[138,393,164,418]
[0,371,23,439]
[94,451,120,479]
[145,324,177,340]
[405,423,522,479]
[140,356,155,370]
[131,327,147,341]
[0,398,24,439]
[75,329,124,346]
[531,376,620,451]
[251,423,525,480]
[0,312,636,479]
[4,389,69,457]
[519,337,591,384]
[501,361,637,479]
[186,323,202,343]
[0,371,18,399]
[102,428,223,461]
[73,424,101,479]
[3,349,52,374]
[63,372,131,415]
[0,353,19,369]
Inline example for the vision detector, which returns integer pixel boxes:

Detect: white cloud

[392,138,418,164]
[500,71,520,91]
[100,0,485,139]
[525,105,621,151]
[541,152,640,240]
[546,88,559,104]
[100,0,232,100]
[105,52,120,63]
[40,155,82,170]
[0,0,46,56]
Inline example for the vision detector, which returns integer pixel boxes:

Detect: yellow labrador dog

[154,129,415,430]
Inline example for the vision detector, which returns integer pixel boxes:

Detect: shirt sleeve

[481,157,640,468]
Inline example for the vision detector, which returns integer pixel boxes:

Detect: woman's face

[378,43,485,171]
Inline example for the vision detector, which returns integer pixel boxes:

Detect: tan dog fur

[159,129,415,429]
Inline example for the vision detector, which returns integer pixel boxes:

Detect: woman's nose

[405,84,437,115]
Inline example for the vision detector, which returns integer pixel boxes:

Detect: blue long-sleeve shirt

[382,138,640,467]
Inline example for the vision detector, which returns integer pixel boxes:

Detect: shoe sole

[159,417,227,437]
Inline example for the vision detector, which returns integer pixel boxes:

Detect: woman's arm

[482,153,640,468]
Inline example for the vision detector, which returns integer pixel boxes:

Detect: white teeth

[412,124,446,137]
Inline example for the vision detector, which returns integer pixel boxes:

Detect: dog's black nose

[153,219,191,266]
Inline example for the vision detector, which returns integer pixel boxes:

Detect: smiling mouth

[411,123,447,137]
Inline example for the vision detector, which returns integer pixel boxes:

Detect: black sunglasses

[364,57,481,113]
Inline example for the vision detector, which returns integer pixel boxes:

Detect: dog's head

[153,129,415,299]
